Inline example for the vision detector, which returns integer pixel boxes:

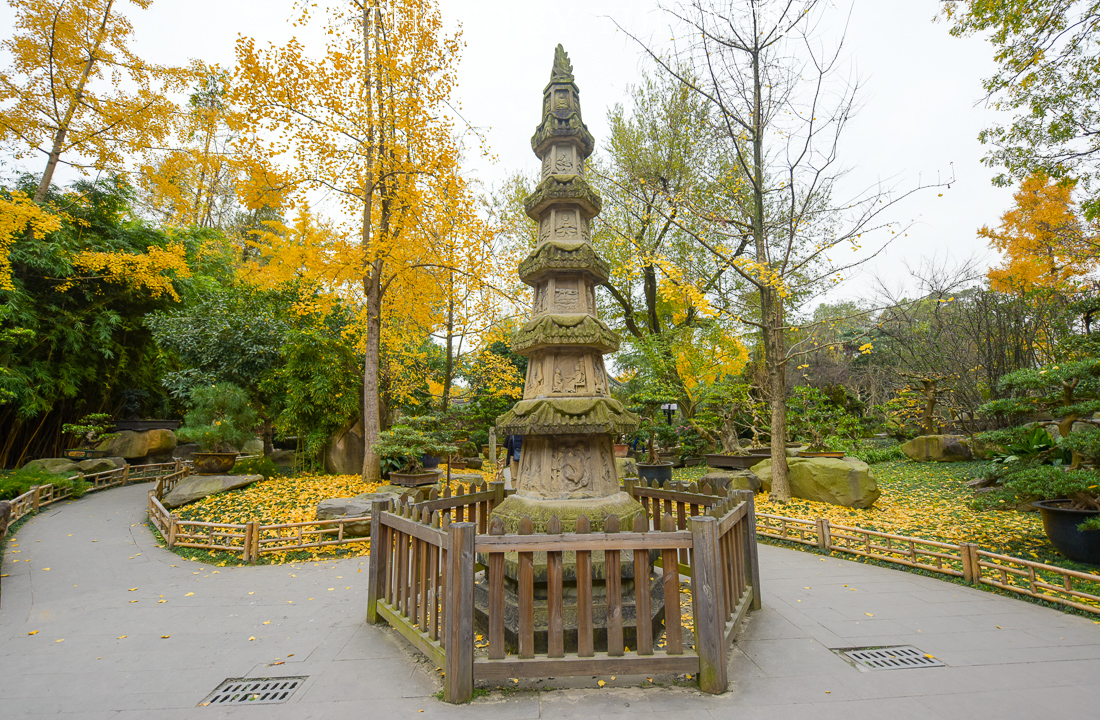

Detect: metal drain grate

[199,676,308,706]
[840,646,944,671]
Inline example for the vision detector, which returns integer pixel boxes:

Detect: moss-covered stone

[496,397,639,436]
[523,175,602,220]
[489,491,643,534]
[518,239,610,286]
[751,457,880,508]
[511,314,619,354]
[900,435,973,462]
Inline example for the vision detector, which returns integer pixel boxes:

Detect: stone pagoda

[491,45,643,533]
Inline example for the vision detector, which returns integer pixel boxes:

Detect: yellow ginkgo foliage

[0,0,188,201]
[981,172,1099,294]
[0,192,61,290]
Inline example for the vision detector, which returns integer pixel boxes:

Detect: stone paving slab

[2,483,1100,718]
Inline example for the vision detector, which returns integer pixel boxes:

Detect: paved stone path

[2,483,1099,718]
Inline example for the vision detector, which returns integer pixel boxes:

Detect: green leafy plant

[228,455,283,480]
[61,412,119,449]
[787,386,860,451]
[176,383,259,453]
[0,468,87,501]
[628,381,679,464]
[371,424,458,475]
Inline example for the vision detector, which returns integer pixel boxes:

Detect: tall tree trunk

[361,268,383,483]
[35,0,115,202]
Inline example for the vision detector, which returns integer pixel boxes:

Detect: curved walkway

[2,483,1099,719]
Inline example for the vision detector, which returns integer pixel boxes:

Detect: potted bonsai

[372,424,458,487]
[630,382,678,484]
[62,413,118,459]
[691,380,770,469]
[176,383,258,474]
[677,423,708,467]
[788,386,858,458]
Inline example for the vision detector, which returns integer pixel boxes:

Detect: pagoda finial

[551,44,573,81]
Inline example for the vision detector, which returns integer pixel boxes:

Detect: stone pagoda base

[489,491,643,534]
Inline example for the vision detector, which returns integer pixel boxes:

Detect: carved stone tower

[492,45,643,532]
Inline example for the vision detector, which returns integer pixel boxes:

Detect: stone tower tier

[511,314,619,355]
[524,175,601,219]
[496,397,638,437]
[519,240,609,285]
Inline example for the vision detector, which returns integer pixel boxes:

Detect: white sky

[3,0,1012,299]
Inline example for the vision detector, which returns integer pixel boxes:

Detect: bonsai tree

[371,424,458,475]
[691,379,766,455]
[176,383,259,453]
[787,386,860,451]
[629,380,679,465]
[62,413,119,450]
[980,359,1100,442]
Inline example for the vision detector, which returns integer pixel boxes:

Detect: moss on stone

[523,175,602,220]
[518,239,609,285]
[489,491,643,534]
[496,397,639,436]
[512,314,620,354]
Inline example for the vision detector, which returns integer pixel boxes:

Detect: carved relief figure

[529,359,544,394]
[601,450,614,487]
[558,442,591,492]
[554,148,574,174]
[553,357,586,393]
[539,217,551,242]
[555,211,578,238]
[554,286,579,310]
[592,361,606,395]
[541,153,551,177]
[555,89,569,110]
[586,284,595,314]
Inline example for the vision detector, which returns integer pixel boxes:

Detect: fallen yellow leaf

[28,630,38,635]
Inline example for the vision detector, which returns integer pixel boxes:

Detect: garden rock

[900,434,972,462]
[270,449,295,467]
[98,429,176,460]
[446,472,485,485]
[315,490,402,536]
[1043,424,1062,442]
[0,499,11,538]
[325,419,363,475]
[172,443,200,461]
[162,474,261,509]
[616,457,637,478]
[77,457,125,475]
[752,457,880,508]
[21,458,79,475]
[700,470,762,494]
[241,438,264,455]
[1071,421,1096,435]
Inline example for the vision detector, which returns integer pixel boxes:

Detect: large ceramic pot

[704,454,760,470]
[192,452,238,475]
[390,470,440,487]
[636,461,674,485]
[1034,500,1100,565]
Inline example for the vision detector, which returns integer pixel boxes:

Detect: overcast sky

[3,0,1012,299]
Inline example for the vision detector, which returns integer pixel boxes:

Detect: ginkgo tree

[0,0,187,202]
[232,0,489,482]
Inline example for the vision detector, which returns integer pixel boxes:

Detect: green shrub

[0,468,87,500]
[1060,426,1100,464]
[859,445,906,464]
[229,455,283,480]
[177,383,259,452]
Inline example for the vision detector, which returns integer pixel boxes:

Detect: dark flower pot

[390,470,440,487]
[1034,499,1100,565]
[683,456,705,467]
[420,454,441,470]
[636,462,674,485]
[705,454,760,470]
[192,452,238,475]
[448,460,467,470]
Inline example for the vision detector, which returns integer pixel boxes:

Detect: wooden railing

[366,485,761,702]
[758,512,1100,615]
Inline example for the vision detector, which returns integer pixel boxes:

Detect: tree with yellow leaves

[0,0,187,202]
[233,0,483,482]
[981,172,1099,294]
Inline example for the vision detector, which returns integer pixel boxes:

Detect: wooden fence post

[689,515,728,695]
[121,465,130,485]
[366,499,392,625]
[816,518,832,551]
[444,521,476,704]
[741,492,762,611]
[174,458,182,474]
[960,542,975,583]
[966,543,983,585]
[167,514,178,548]
[31,486,40,512]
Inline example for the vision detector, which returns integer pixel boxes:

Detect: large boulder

[701,470,761,494]
[315,490,401,537]
[752,457,880,508]
[270,449,296,468]
[77,457,126,475]
[900,434,972,462]
[161,474,261,509]
[325,419,363,475]
[20,458,80,475]
[241,438,264,455]
[98,429,176,460]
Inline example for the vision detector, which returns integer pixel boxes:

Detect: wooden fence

[758,512,1100,615]
[147,466,375,562]
[366,481,761,702]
